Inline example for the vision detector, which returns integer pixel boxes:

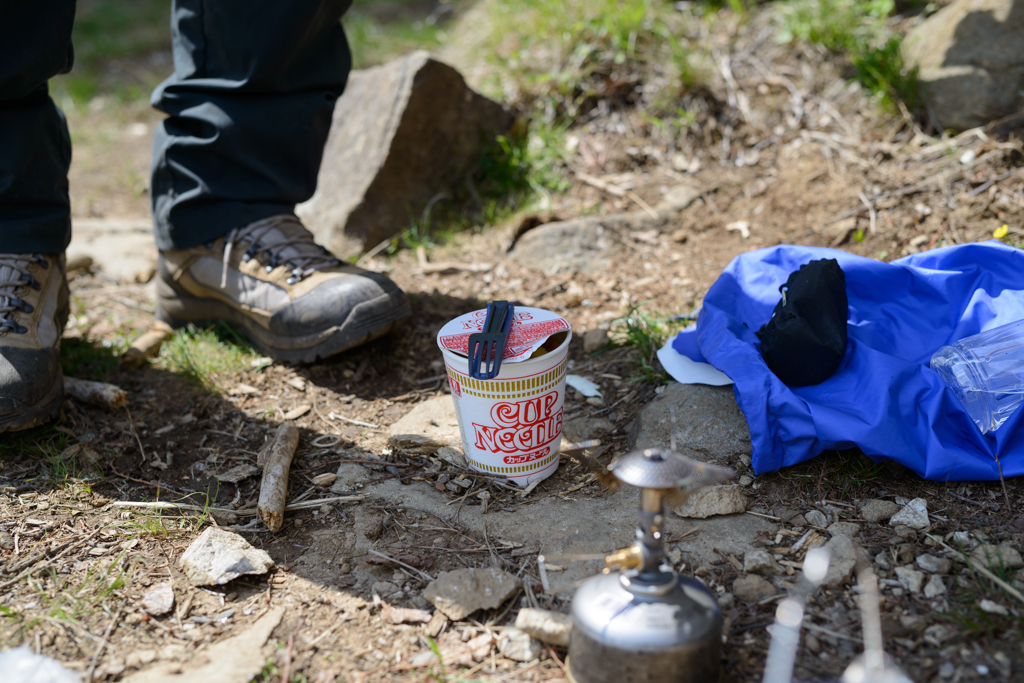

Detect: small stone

[340,563,352,574]
[805,510,829,528]
[582,329,610,354]
[895,566,926,594]
[312,472,338,487]
[971,544,1024,570]
[805,634,821,654]
[916,554,953,574]
[950,530,976,549]
[179,527,274,586]
[738,475,753,487]
[860,499,899,523]
[467,633,494,661]
[718,592,735,609]
[889,498,929,530]
[894,525,918,541]
[743,549,783,575]
[924,574,947,598]
[126,650,157,669]
[515,608,572,647]
[874,551,891,570]
[673,485,746,519]
[732,574,776,602]
[215,463,260,484]
[978,599,1009,616]
[372,581,399,597]
[938,661,955,680]
[586,397,604,407]
[141,582,175,616]
[0,532,12,550]
[436,446,466,468]
[498,629,541,662]
[423,567,518,620]
[822,534,857,587]
[827,522,860,538]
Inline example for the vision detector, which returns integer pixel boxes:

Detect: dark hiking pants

[0,0,352,254]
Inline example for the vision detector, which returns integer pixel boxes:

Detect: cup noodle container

[437,307,572,486]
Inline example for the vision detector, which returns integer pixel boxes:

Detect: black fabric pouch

[756,258,848,386]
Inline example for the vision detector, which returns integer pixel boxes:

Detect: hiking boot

[157,214,411,363]
[0,253,69,433]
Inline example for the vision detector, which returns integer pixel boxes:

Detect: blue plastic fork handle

[468,301,514,379]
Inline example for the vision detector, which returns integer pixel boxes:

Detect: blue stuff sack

[671,241,1024,481]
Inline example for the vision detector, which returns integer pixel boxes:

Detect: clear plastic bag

[931,319,1024,434]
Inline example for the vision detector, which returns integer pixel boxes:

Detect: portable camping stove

[567,446,735,683]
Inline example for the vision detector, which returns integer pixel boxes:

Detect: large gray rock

[902,0,1024,131]
[299,51,512,257]
[179,527,275,586]
[509,212,646,275]
[628,383,752,464]
[508,185,700,275]
[423,567,518,620]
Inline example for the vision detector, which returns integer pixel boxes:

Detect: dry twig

[65,377,128,409]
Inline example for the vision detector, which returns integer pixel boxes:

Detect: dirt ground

[4,5,1024,683]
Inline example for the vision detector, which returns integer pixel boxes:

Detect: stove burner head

[609,448,735,494]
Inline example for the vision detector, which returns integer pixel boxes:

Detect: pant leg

[150,0,353,251]
[0,0,76,254]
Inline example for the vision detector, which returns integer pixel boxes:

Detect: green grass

[0,426,80,486]
[156,322,259,392]
[775,449,888,500]
[457,0,703,119]
[775,0,918,111]
[385,118,573,255]
[345,2,445,69]
[611,306,686,384]
[52,0,446,105]
[51,0,172,106]
[61,334,129,382]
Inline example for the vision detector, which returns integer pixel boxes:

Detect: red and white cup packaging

[437,307,572,486]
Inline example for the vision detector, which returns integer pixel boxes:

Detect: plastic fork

[468,300,514,379]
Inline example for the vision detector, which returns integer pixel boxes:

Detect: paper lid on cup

[437,307,571,363]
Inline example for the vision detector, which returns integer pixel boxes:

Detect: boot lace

[218,214,340,288]
[0,254,46,335]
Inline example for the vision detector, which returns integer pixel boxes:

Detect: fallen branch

[258,423,300,532]
[65,377,128,409]
[328,411,380,429]
[112,495,366,517]
[119,321,174,370]
[573,169,659,220]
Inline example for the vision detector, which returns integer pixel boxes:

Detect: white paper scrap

[566,374,603,398]
[657,338,733,386]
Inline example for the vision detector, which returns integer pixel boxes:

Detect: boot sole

[0,368,64,433]
[156,278,411,364]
